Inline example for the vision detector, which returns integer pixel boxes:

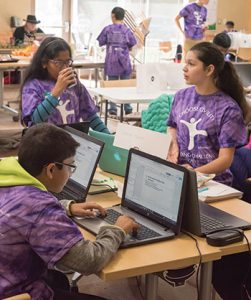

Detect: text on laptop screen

[69,133,101,187]
[124,153,185,224]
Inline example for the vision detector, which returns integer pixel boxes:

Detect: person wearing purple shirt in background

[0,123,139,300]
[21,37,110,133]
[97,7,137,115]
[167,42,250,299]
[175,0,209,56]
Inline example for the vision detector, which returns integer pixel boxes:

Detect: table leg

[145,274,158,300]
[94,68,98,88]
[0,70,4,107]
[104,99,108,125]
[120,104,124,122]
[199,262,213,300]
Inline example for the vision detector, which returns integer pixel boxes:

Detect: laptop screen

[67,130,103,189]
[122,150,186,230]
[233,63,251,87]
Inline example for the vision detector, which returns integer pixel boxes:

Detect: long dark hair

[22,37,72,86]
[190,42,249,121]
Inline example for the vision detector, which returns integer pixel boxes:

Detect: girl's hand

[52,67,76,97]
[115,215,140,235]
[167,140,179,164]
[70,202,107,217]
[182,163,193,170]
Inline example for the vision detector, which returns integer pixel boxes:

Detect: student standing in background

[175,0,209,56]
[97,7,137,116]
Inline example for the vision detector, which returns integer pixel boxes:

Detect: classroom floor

[0,84,222,300]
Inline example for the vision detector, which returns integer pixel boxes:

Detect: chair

[99,79,141,123]
[236,47,251,62]
[3,293,31,300]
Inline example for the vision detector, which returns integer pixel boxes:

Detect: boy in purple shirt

[97,7,137,115]
[175,0,209,56]
[0,123,138,300]
[21,37,109,133]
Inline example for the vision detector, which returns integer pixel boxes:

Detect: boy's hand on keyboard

[115,216,140,234]
[70,202,107,218]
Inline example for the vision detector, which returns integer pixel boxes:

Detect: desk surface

[78,170,251,282]
[88,87,177,104]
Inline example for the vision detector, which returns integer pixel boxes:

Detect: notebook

[198,180,243,203]
[53,126,104,202]
[233,63,251,87]
[89,130,128,177]
[182,170,251,236]
[74,148,187,248]
[136,63,168,93]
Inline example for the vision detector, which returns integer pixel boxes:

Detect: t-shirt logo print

[57,99,75,124]
[180,117,207,150]
[193,11,203,26]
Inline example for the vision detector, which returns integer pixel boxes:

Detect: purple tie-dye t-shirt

[22,79,98,126]
[179,3,207,40]
[0,185,83,299]
[97,24,137,77]
[167,86,247,185]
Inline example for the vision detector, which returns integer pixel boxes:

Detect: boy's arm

[55,227,125,274]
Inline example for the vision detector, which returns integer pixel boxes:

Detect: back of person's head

[18,123,79,177]
[225,21,235,29]
[111,7,125,20]
[190,42,248,120]
[213,32,231,52]
[22,37,71,84]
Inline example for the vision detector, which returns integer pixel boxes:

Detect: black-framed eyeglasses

[54,162,77,173]
[49,59,73,68]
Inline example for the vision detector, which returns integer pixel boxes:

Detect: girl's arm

[167,127,179,163]
[195,148,235,174]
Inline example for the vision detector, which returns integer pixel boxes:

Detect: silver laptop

[53,126,104,202]
[136,63,168,93]
[74,148,187,248]
[182,170,251,236]
[233,62,251,87]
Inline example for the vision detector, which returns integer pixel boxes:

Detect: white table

[88,86,177,124]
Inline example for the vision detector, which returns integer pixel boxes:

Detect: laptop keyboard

[200,214,226,231]
[52,186,84,201]
[101,209,161,240]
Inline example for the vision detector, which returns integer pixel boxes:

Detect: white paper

[114,123,171,159]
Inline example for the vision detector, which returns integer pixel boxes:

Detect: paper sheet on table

[113,123,171,159]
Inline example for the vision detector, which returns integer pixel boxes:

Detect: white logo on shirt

[194,11,203,26]
[57,99,74,124]
[180,117,207,150]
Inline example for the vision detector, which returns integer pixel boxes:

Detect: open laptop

[233,63,251,87]
[136,63,168,93]
[74,148,187,248]
[182,170,251,236]
[165,63,188,90]
[89,130,128,177]
[58,121,90,134]
[53,126,104,202]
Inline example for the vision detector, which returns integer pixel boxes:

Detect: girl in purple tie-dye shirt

[167,42,248,186]
[21,37,109,133]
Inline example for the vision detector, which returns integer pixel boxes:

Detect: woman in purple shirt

[21,37,109,133]
[167,42,248,186]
